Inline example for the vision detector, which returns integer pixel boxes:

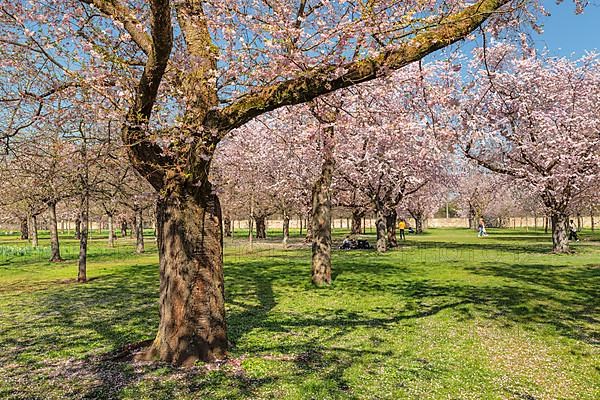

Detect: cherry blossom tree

[460,46,600,252]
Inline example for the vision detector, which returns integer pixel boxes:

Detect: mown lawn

[0,228,598,399]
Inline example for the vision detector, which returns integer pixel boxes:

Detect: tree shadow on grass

[412,239,553,255]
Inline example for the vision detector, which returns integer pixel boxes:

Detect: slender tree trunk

[550,212,570,253]
[121,220,128,237]
[299,216,303,236]
[591,207,595,232]
[311,126,334,286]
[254,216,266,239]
[75,216,81,240]
[468,205,475,230]
[135,208,144,253]
[375,205,387,253]
[78,193,89,283]
[107,213,115,247]
[223,216,232,237]
[20,218,28,240]
[304,213,313,242]
[351,209,363,235]
[31,214,38,248]
[48,201,63,262]
[130,217,135,239]
[282,213,290,248]
[385,209,397,247]
[140,185,227,366]
[247,216,254,244]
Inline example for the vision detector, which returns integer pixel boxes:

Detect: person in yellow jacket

[398,219,406,241]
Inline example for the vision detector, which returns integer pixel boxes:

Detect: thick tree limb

[208,0,511,133]
[122,0,173,189]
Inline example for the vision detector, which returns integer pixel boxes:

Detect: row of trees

[1,0,597,366]
[0,124,156,280]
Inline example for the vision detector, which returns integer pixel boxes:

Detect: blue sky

[534,1,600,56]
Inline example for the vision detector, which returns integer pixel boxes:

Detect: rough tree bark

[254,215,266,239]
[414,214,424,234]
[550,212,570,253]
[20,218,28,240]
[139,182,227,366]
[47,201,63,262]
[135,207,144,254]
[385,209,398,247]
[351,209,363,235]
[311,124,334,286]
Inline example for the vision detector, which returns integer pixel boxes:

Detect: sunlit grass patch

[0,228,598,399]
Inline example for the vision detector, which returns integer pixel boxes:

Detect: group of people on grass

[340,218,413,250]
[341,216,582,249]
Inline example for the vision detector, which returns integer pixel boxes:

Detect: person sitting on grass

[341,235,352,250]
[568,220,580,242]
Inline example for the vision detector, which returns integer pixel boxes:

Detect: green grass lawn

[0,228,598,399]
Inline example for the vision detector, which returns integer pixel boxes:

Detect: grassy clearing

[0,228,598,399]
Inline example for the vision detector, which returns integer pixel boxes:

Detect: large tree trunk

[550,212,570,253]
[135,208,144,254]
[78,193,89,283]
[48,201,63,262]
[121,220,128,238]
[223,215,232,237]
[311,126,334,286]
[140,186,227,366]
[31,214,38,248]
[107,213,115,247]
[282,213,290,248]
[414,214,424,234]
[375,206,387,253]
[385,209,398,248]
[254,215,266,239]
[351,209,363,235]
[20,218,28,240]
